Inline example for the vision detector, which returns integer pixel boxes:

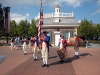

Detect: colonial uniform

[31,35,38,61]
[58,36,68,62]
[15,37,21,49]
[22,37,28,55]
[58,37,67,50]
[74,35,81,58]
[41,31,49,68]
[27,37,31,50]
[10,37,15,50]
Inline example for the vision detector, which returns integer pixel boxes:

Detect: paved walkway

[0,46,100,75]
[88,43,100,48]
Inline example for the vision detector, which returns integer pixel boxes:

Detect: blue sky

[1,0,100,24]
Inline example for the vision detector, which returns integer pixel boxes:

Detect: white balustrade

[35,12,74,19]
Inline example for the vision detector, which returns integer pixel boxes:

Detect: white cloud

[78,20,82,23]
[91,9,100,15]
[97,0,100,6]
[26,13,30,17]
[10,13,30,23]
[1,0,91,7]
[91,0,100,15]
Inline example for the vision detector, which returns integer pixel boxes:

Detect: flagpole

[38,0,43,41]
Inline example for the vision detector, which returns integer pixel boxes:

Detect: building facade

[35,5,80,46]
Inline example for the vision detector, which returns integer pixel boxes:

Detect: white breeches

[32,46,38,54]
[41,46,48,58]
[23,42,27,51]
[32,46,38,59]
[10,42,14,46]
[59,44,63,50]
[74,46,79,52]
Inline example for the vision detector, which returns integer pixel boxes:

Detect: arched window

[59,9,60,12]
[57,9,58,12]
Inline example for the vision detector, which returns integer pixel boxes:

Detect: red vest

[58,39,67,49]
[41,37,48,46]
[74,37,81,46]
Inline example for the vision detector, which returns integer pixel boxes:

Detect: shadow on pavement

[49,58,72,66]
[79,53,92,57]
[48,56,58,59]
[70,53,92,61]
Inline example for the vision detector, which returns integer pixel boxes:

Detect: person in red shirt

[41,31,50,68]
[22,37,28,55]
[74,35,82,58]
[58,35,68,63]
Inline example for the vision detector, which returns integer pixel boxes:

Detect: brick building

[35,5,80,46]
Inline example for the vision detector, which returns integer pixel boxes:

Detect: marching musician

[22,36,28,55]
[31,34,39,61]
[74,35,82,58]
[10,37,15,50]
[58,35,67,62]
[41,31,50,68]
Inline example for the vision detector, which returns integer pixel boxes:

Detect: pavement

[0,55,7,64]
[0,46,100,75]
[87,43,100,48]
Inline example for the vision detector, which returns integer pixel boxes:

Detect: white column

[68,32,70,38]
[52,12,53,17]
[72,12,74,17]
[62,12,63,17]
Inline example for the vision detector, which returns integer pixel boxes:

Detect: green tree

[28,19,38,36]
[77,19,93,40]
[10,20,17,36]
[18,20,30,36]
[96,24,100,41]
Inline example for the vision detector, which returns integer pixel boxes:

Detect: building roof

[55,5,60,8]
[36,17,80,27]
[43,17,78,24]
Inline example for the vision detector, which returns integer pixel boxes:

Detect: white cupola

[55,5,60,14]
[54,5,60,22]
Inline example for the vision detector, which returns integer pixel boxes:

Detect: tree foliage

[10,20,17,36]
[28,19,38,36]
[96,24,100,36]
[77,19,93,40]
[77,19,100,41]
[9,19,38,37]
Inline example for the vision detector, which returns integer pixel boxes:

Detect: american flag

[38,0,43,40]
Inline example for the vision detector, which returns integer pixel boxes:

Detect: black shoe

[42,64,46,67]
[77,55,79,58]
[59,60,64,62]
[74,55,76,57]
[24,53,28,55]
[34,59,36,61]
[46,64,49,68]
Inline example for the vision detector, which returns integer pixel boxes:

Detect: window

[59,19,61,22]
[57,9,58,12]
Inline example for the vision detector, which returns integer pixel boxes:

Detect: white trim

[55,34,60,46]
[69,32,70,38]
[43,25,79,26]
[37,25,79,27]
[54,32,60,34]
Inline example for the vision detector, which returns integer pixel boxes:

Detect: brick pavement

[68,47,100,75]
[0,46,100,75]
[5,47,76,75]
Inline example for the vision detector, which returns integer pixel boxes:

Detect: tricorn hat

[42,31,48,34]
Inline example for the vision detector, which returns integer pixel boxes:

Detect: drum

[57,50,67,60]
